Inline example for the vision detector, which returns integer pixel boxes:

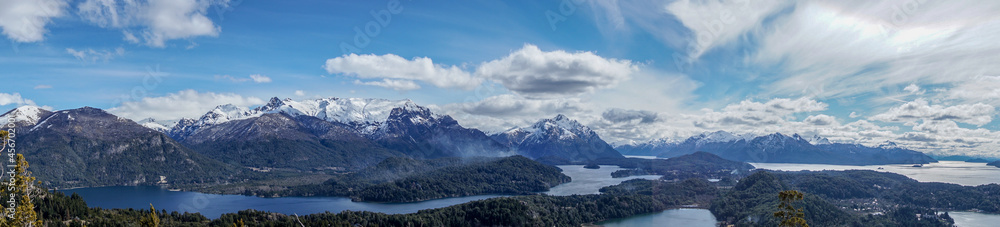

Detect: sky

[2,0,1000,157]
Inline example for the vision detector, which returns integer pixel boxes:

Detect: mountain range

[491,114,624,164]
[1,96,948,188]
[1,106,242,189]
[616,131,936,165]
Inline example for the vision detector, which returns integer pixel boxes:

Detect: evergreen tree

[139,204,160,227]
[774,190,809,227]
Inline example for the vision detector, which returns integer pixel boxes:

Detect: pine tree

[774,190,809,227]
[0,154,43,227]
[139,204,160,227]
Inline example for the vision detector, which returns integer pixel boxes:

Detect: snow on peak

[0,105,50,126]
[181,97,435,135]
[878,140,900,149]
[690,130,753,145]
[521,114,594,141]
[806,134,832,145]
[137,118,171,132]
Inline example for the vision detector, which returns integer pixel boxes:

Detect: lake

[750,161,1000,186]
[64,164,658,219]
[63,186,502,219]
[597,209,717,227]
[544,165,660,196]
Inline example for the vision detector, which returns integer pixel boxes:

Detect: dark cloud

[602,108,657,124]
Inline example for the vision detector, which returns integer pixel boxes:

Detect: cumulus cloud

[870,98,995,126]
[452,94,584,117]
[602,108,657,123]
[324,53,481,90]
[476,44,638,98]
[294,90,306,96]
[77,0,227,47]
[804,114,836,126]
[0,0,68,42]
[354,79,421,91]
[0,93,38,106]
[108,89,265,121]
[690,97,829,133]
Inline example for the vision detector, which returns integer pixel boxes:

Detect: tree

[139,204,160,227]
[230,219,245,227]
[0,153,43,227]
[774,190,809,227]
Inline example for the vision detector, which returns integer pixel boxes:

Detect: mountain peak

[878,140,900,149]
[1,105,53,127]
[806,134,832,145]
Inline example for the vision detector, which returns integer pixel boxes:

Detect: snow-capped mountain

[806,134,832,145]
[137,118,171,133]
[167,97,431,140]
[0,105,53,128]
[688,130,755,146]
[616,131,935,165]
[168,97,509,163]
[3,106,241,189]
[492,114,624,164]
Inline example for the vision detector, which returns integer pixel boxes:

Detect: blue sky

[2,0,1000,157]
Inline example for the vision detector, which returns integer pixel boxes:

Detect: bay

[544,165,659,196]
[597,209,717,227]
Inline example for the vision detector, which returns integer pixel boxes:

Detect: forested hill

[612,151,755,180]
[711,170,999,226]
[710,171,954,226]
[282,155,570,202]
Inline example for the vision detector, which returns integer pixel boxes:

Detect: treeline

[710,171,965,226]
[281,155,571,202]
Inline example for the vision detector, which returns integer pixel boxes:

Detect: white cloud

[870,98,995,126]
[215,74,271,83]
[294,90,306,96]
[665,0,791,58]
[249,74,271,83]
[66,47,125,63]
[804,114,836,126]
[77,0,226,47]
[353,79,421,91]
[0,0,68,42]
[751,0,1000,99]
[33,85,52,89]
[108,89,265,121]
[0,92,38,106]
[476,44,638,98]
[324,53,482,90]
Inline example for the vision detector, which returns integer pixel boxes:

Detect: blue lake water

[598,209,717,227]
[63,186,502,219]
[63,164,657,219]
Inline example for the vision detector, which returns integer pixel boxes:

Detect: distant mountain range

[491,114,624,164]
[0,96,953,188]
[616,131,936,165]
[989,160,999,168]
